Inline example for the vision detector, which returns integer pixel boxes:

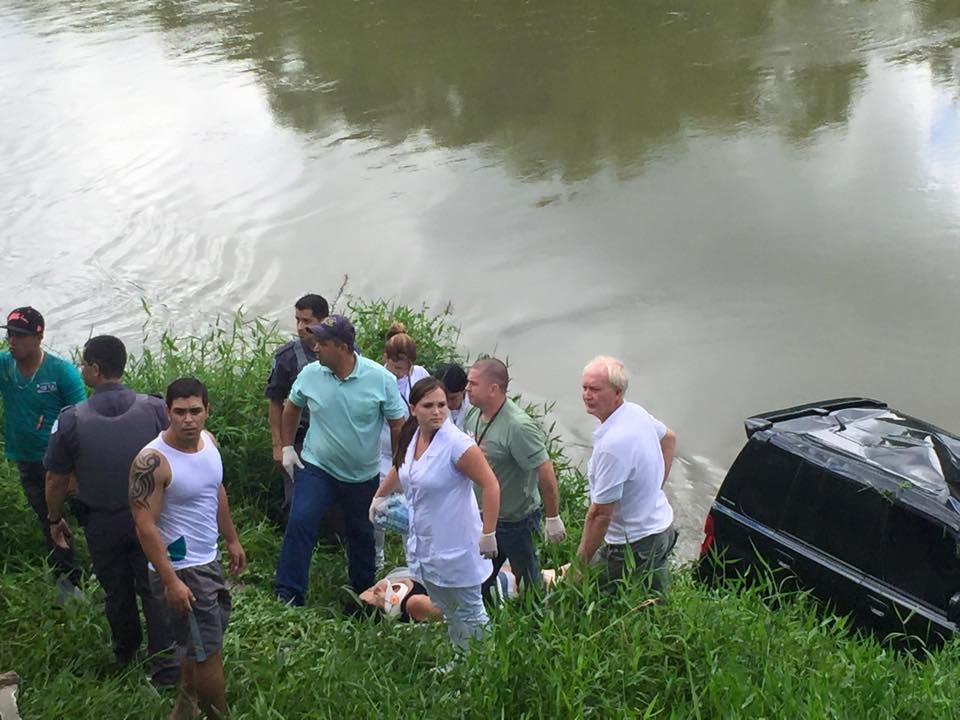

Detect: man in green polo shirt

[0,307,86,592]
[465,358,565,600]
[274,315,406,607]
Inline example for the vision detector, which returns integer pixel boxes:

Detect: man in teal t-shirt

[1,307,86,586]
[274,315,406,607]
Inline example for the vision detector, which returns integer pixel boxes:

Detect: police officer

[265,294,328,517]
[44,335,178,685]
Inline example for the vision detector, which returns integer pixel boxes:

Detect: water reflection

[6,0,959,181]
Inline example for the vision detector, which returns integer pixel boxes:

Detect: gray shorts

[150,560,231,661]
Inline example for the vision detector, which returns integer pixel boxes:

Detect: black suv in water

[698,398,960,646]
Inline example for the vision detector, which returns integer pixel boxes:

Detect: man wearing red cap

[0,306,86,598]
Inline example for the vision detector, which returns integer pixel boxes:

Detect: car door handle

[866,597,887,619]
[773,550,793,571]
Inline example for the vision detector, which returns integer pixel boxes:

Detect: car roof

[745,397,960,527]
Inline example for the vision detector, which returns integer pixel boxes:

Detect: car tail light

[699,511,714,557]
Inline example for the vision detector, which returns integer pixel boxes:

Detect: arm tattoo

[130,453,161,510]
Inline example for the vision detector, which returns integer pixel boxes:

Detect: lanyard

[474,400,506,447]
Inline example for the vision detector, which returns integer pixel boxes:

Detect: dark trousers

[275,462,378,605]
[16,461,79,583]
[280,438,345,546]
[481,509,543,602]
[84,509,178,683]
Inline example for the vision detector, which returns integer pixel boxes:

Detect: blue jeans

[422,581,489,649]
[481,509,542,601]
[275,463,378,605]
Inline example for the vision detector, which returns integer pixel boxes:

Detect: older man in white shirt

[576,355,678,596]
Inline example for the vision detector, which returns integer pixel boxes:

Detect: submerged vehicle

[698,397,960,646]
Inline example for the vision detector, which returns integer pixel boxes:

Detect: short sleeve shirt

[587,402,673,544]
[399,421,491,587]
[289,353,406,482]
[44,383,168,510]
[264,339,314,401]
[464,398,549,522]
[379,364,431,477]
[265,339,314,436]
[0,350,86,462]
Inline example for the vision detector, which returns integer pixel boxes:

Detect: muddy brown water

[2,0,960,560]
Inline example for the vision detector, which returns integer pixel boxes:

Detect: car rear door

[709,441,803,583]
[862,504,960,645]
[777,462,887,625]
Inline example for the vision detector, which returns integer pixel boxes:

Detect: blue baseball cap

[307,314,356,351]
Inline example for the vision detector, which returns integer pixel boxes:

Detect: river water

[2,1,960,559]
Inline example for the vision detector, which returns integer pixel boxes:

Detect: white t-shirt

[446,394,472,431]
[379,365,431,478]
[587,402,673,544]
[399,421,491,587]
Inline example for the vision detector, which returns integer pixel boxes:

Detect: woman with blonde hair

[376,322,430,569]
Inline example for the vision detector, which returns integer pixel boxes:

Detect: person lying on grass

[359,563,572,621]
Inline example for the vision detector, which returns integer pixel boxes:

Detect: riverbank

[1,300,958,718]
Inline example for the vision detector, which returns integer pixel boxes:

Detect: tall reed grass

[1,300,958,718]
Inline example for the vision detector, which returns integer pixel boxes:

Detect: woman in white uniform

[370,377,500,649]
[376,323,431,569]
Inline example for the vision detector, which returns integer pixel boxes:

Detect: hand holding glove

[369,495,388,524]
[479,531,498,559]
[545,515,566,543]
[281,445,304,481]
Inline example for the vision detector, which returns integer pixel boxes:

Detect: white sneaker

[54,577,84,607]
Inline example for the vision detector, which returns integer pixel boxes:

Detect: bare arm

[44,470,72,520]
[268,399,285,464]
[216,484,246,575]
[536,459,560,517]
[576,501,615,564]
[44,471,73,549]
[660,428,676,486]
[388,417,404,457]
[128,450,193,613]
[456,446,500,534]
[280,399,304,447]
[373,466,402,498]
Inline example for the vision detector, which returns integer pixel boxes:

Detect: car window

[780,463,887,576]
[736,443,801,526]
[882,506,960,611]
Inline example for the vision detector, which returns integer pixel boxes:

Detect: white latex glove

[369,495,388,524]
[545,515,566,543]
[281,445,304,481]
[479,531,498,559]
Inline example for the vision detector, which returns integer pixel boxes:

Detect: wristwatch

[47,516,62,524]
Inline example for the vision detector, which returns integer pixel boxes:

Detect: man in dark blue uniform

[265,294,344,541]
[44,335,178,685]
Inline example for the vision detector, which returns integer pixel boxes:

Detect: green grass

[1,299,959,718]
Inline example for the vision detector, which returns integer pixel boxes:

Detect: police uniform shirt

[44,382,168,512]
[264,339,315,436]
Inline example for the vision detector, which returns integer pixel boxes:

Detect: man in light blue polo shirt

[274,315,405,607]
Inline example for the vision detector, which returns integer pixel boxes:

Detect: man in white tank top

[129,378,246,720]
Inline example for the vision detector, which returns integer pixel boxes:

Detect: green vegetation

[1,299,959,719]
